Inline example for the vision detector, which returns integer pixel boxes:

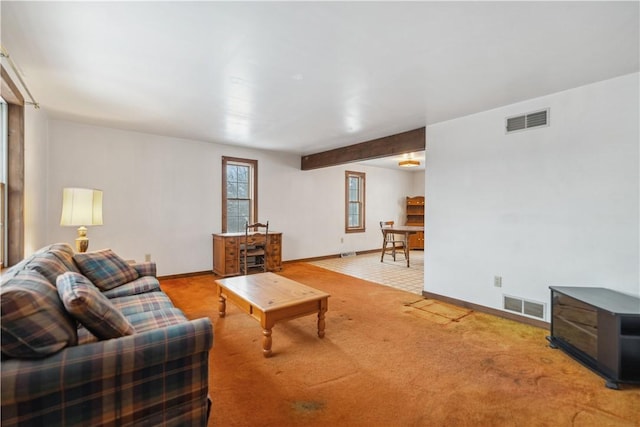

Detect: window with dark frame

[222,156,257,233]
[1,66,25,268]
[345,170,365,233]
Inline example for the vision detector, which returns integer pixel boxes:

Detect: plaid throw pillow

[50,243,80,273]
[26,252,71,286]
[57,272,134,340]
[1,270,78,358]
[74,249,139,291]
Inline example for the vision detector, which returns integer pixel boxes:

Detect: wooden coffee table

[215,272,330,357]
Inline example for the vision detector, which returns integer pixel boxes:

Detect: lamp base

[76,226,89,253]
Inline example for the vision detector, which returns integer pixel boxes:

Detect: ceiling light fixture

[399,159,420,168]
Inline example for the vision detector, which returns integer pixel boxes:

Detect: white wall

[424,73,640,320]
[45,120,414,275]
[410,170,425,197]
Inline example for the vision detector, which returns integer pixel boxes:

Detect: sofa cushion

[77,325,99,345]
[50,243,81,273]
[102,276,161,299]
[80,308,186,345]
[110,291,174,316]
[57,272,135,340]
[1,270,78,358]
[74,249,140,291]
[76,291,176,344]
[48,242,75,257]
[26,252,72,286]
[126,307,188,333]
[0,257,31,284]
[132,261,157,278]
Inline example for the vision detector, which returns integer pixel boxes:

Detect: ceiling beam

[301,127,425,170]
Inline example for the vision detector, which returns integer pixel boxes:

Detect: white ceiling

[1,1,638,163]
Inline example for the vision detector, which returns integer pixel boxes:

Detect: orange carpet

[160,263,640,427]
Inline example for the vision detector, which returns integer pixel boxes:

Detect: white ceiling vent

[506,108,549,134]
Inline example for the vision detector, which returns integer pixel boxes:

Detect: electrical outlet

[145,254,151,262]
[494,276,502,288]
[340,237,344,244]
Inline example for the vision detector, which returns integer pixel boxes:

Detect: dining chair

[240,221,269,275]
[380,221,406,262]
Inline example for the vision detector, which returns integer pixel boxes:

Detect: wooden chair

[380,221,407,262]
[241,221,269,275]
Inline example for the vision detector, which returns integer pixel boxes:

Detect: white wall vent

[503,295,545,320]
[505,108,549,133]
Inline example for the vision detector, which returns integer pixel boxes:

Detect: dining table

[380,225,424,267]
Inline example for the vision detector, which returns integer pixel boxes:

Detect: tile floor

[308,250,424,295]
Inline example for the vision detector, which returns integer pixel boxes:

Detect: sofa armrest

[1,317,213,427]
[132,261,156,277]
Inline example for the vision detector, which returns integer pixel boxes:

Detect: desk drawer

[245,235,267,246]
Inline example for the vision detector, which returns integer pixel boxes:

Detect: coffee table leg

[218,294,226,318]
[262,328,272,358]
[317,300,327,338]
[317,312,326,338]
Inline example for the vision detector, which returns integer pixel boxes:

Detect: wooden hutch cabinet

[406,196,425,250]
[212,232,282,277]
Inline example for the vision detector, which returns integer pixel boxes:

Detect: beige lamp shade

[60,188,103,226]
[60,188,103,252]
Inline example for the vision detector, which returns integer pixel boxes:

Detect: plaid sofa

[1,243,213,427]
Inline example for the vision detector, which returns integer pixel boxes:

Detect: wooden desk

[380,225,424,267]
[212,232,282,277]
[216,272,330,357]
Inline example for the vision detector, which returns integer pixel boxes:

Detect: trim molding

[158,270,214,280]
[162,252,549,330]
[158,250,383,279]
[284,248,380,264]
[422,290,550,329]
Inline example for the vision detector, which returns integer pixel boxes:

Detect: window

[1,66,25,267]
[222,157,257,233]
[345,171,365,233]
[1,99,6,267]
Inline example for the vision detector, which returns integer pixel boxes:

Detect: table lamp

[60,188,103,253]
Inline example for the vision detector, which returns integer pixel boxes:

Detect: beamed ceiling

[1,1,638,166]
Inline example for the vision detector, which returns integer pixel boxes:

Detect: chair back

[246,221,269,236]
[380,221,394,236]
[242,221,269,274]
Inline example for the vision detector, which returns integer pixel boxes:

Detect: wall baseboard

[285,248,380,264]
[158,254,550,331]
[422,290,550,330]
[157,249,382,279]
[158,270,214,280]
